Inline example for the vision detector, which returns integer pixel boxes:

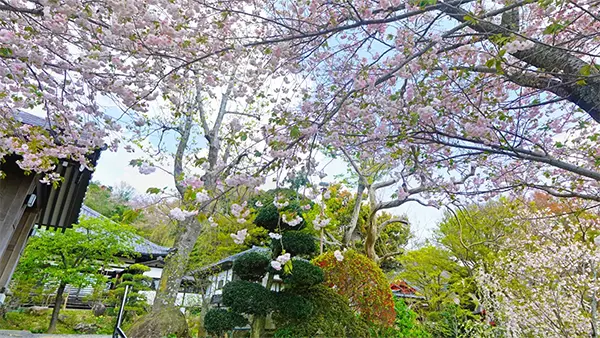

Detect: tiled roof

[194,246,271,273]
[391,280,426,299]
[14,111,50,128]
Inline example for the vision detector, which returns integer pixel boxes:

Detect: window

[218,280,224,289]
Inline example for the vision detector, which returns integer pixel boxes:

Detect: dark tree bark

[47,281,66,333]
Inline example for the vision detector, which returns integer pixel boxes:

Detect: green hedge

[281,259,324,289]
[273,285,369,338]
[252,189,312,231]
[272,291,313,322]
[233,251,270,282]
[204,308,248,336]
[271,231,317,257]
[222,280,274,316]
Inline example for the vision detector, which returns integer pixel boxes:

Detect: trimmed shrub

[280,259,323,289]
[121,273,134,281]
[204,308,248,336]
[271,231,316,257]
[126,263,150,275]
[222,280,274,316]
[273,285,370,338]
[233,251,270,282]
[252,189,312,231]
[272,291,313,322]
[313,250,396,327]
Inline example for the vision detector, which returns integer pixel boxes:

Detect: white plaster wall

[143,267,163,279]
[140,290,203,307]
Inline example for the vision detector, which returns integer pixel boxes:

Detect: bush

[233,252,270,282]
[271,231,317,257]
[280,259,323,289]
[121,273,134,281]
[273,285,369,338]
[204,308,248,336]
[370,298,431,338]
[272,291,313,322]
[222,280,274,316]
[252,189,312,231]
[126,263,150,275]
[313,250,396,327]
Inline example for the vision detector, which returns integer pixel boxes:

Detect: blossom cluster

[312,214,330,230]
[282,214,303,227]
[271,253,291,271]
[273,195,289,209]
[169,208,198,221]
[231,202,250,223]
[230,229,248,245]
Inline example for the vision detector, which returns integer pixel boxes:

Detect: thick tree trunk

[343,183,365,247]
[47,281,66,333]
[365,219,379,262]
[153,218,202,311]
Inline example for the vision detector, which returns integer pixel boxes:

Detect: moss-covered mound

[126,306,189,338]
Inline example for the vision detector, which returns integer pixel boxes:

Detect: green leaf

[580,64,592,76]
[543,22,565,35]
[0,47,13,57]
[290,125,301,139]
[146,187,161,194]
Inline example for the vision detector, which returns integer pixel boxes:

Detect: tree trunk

[365,184,381,262]
[47,281,66,333]
[250,316,265,338]
[365,219,379,262]
[153,217,202,311]
[343,183,365,247]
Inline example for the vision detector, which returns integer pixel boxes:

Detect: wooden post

[0,210,39,293]
[0,159,37,260]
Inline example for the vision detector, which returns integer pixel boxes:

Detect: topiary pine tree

[107,263,153,321]
[207,188,325,338]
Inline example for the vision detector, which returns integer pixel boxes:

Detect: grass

[0,308,116,334]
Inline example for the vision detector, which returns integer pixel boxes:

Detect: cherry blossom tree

[479,206,600,337]
[253,0,600,205]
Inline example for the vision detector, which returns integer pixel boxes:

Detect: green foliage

[435,198,517,274]
[271,231,317,257]
[232,251,270,282]
[252,188,311,231]
[203,308,247,336]
[280,259,324,289]
[0,309,115,334]
[272,291,313,322]
[314,250,396,327]
[222,280,274,316]
[121,273,134,281]
[424,304,480,338]
[84,182,140,224]
[127,263,150,275]
[14,217,135,291]
[273,285,370,338]
[374,298,431,338]
[106,263,153,319]
[188,214,267,271]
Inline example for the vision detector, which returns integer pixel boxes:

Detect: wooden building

[0,112,102,304]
